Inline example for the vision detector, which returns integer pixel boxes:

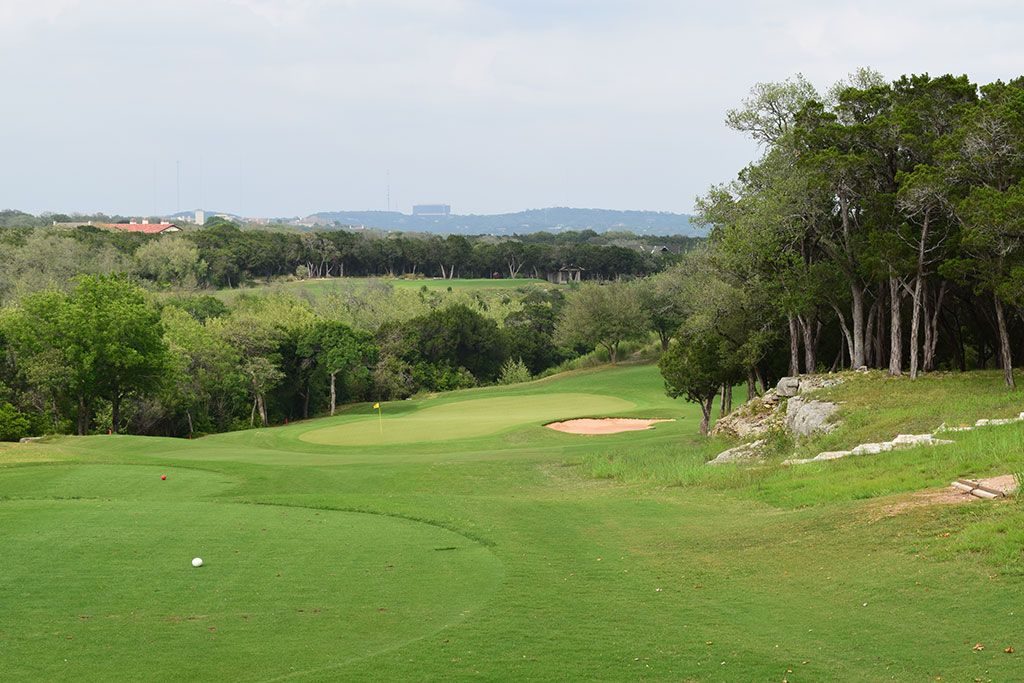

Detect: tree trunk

[257,393,269,426]
[754,366,768,395]
[788,314,800,376]
[186,409,194,437]
[888,274,903,376]
[699,394,715,436]
[719,385,728,418]
[725,384,733,414]
[832,304,855,368]
[330,371,337,416]
[111,390,121,435]
[994,295,1015,389]
[798,314,816,374]
[747,369,758,402]
[864,300,877,369]
[875,282,889,367]
[908,276,924,379]
[77,396,89,436]
[923,281,946,372]
[851,284,867,369]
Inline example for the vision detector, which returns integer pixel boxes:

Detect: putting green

[0,466,503,681]
[299,393,636,446]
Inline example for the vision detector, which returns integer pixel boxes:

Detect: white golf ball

[191,557,203,568]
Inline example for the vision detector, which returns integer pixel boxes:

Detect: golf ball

[191,557,203,568]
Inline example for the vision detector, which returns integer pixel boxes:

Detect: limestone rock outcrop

[706,440,766,465]
[785,397,840,437]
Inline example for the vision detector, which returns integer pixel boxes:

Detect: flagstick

[377,404,383,435]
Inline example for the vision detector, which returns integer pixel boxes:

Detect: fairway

[213,276,552,303]
[3,365,1024,681]
[299,393,637,446]
[0,465,502,681]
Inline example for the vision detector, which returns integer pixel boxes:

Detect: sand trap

[545,418,674,435]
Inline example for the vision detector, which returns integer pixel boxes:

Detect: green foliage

[659,333,723,401]
[134,237,208,287]
[0,230,131,305]
[498,357,532,385]
[503,300,566,373]
[2,275,168,434]
[163,294,229,323]
[405,304,509,384]
[555,281,649,363]
[0,401,30,441]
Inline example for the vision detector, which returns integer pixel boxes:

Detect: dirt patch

[873,475,1019,519]
[875,489,972,519]
[545,418,675,435]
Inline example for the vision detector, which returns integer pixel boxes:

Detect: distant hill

[299,207,701,236]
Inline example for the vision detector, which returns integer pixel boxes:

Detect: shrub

[498,357,532,385]
[0,402,31,441]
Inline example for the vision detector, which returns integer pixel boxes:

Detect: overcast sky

[1,0,1022,217]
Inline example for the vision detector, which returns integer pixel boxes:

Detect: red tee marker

[161,475,167,480]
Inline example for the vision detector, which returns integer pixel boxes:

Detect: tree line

[0,273,687,440]
[0,219,696,301]
[659,69,1024,433]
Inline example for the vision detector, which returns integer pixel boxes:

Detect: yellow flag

[373,403,380,409]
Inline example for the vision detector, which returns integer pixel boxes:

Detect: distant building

[546,265,584,285]
[194,209,205,226]
[412,204,451,216]
[105,220,182,235]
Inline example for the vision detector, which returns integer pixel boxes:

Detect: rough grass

[3,365,1024,680]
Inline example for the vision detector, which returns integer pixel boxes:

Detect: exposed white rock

[814,450,854,461]
[785,433,953,465]
[892,433,953,447]
[978,417,1021,427]
[782,449,854,465]
[776,376,801,397]
[850,442,894,455]
[786,397,840,437]
[706,439,766,465]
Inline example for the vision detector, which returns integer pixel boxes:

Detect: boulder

[785,397,839,437]
[710,395,783,438]
[776,376,800,397]
[706,440,766,465]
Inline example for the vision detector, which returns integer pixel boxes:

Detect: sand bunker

[546,418,674,435]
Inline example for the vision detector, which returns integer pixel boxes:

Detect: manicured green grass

[213,276,552,302]
[3,364,1024,680]
[300,393,638,446]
